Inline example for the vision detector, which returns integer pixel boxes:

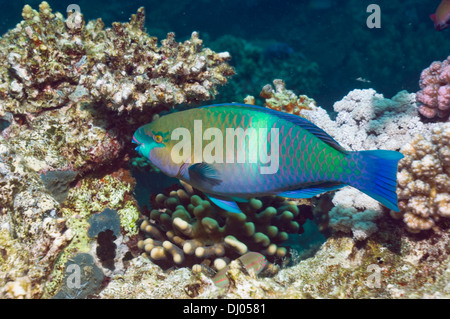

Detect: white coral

[328,205,383,241]
[300,89,443,235]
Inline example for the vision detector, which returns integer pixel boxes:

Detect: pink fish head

[431,0,450,30]
[431,13,450,30]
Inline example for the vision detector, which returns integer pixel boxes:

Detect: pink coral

[416,57,450,121]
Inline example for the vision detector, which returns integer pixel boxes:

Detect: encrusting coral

[259,79,316,117]
[416,56,450,121]
[137,185,313,271]
[394,123,450,232]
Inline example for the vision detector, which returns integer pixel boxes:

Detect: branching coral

[0,2,234,175]
[137,185,313,271]
[416,56,450,121]
[0,2,234,115]
[307,89,433,152]
[394,123,450,232]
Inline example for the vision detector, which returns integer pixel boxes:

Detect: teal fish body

[133,103,403,213]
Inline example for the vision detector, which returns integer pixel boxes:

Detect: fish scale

[133,103,403,213]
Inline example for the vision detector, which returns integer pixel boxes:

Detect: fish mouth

[132,134,140,144]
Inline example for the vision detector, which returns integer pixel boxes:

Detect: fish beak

[135,145,141,153]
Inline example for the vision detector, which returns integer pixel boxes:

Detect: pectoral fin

[188,162,222,187]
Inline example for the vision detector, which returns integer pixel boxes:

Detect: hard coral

[0,2,234,175]
[328,187,384,241]
[395,123,450,232]
[0,2,233,299]
[138,185,312,271]
[260,79,316,117]
[416,57,450,121]
[0,2,234,114]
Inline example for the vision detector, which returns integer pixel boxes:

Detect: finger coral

[416,57,450,121]
[395,123,450,232]
[137,185,313,271]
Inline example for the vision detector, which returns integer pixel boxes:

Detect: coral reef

[0,136,73,298]
[137,185,313,271]
[1,2,234,115]
[394,123,450,232]
[1,0,450,300]
[211,252,268,288]
[302,89,435,152]
[328,188,384,241]
[40,170,79,203]
[0,1,233,175]
[259,79,316,116]
[0,2,234,299]
[99,217,450,298]
[52,253,105,299]
[257,84,442,237]
[87,208,121,238]
[416,56,450,121]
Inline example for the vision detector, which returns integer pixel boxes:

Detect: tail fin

[343,150,403,212]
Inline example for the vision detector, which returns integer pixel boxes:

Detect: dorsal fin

[200,103,348,153]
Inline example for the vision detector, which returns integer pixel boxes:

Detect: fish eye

[154,134,163,143]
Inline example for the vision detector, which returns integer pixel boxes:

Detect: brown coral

[395,123,450,232]
[0,2,234,174]
[0,2,234,115]
[259,79,316,117]
[137,185,313,271]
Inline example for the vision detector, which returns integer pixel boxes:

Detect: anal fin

[278,182,344,199]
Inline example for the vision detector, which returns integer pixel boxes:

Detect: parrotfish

[430,0,450,30]
[133,103,403,213]
[212,252,267,288]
